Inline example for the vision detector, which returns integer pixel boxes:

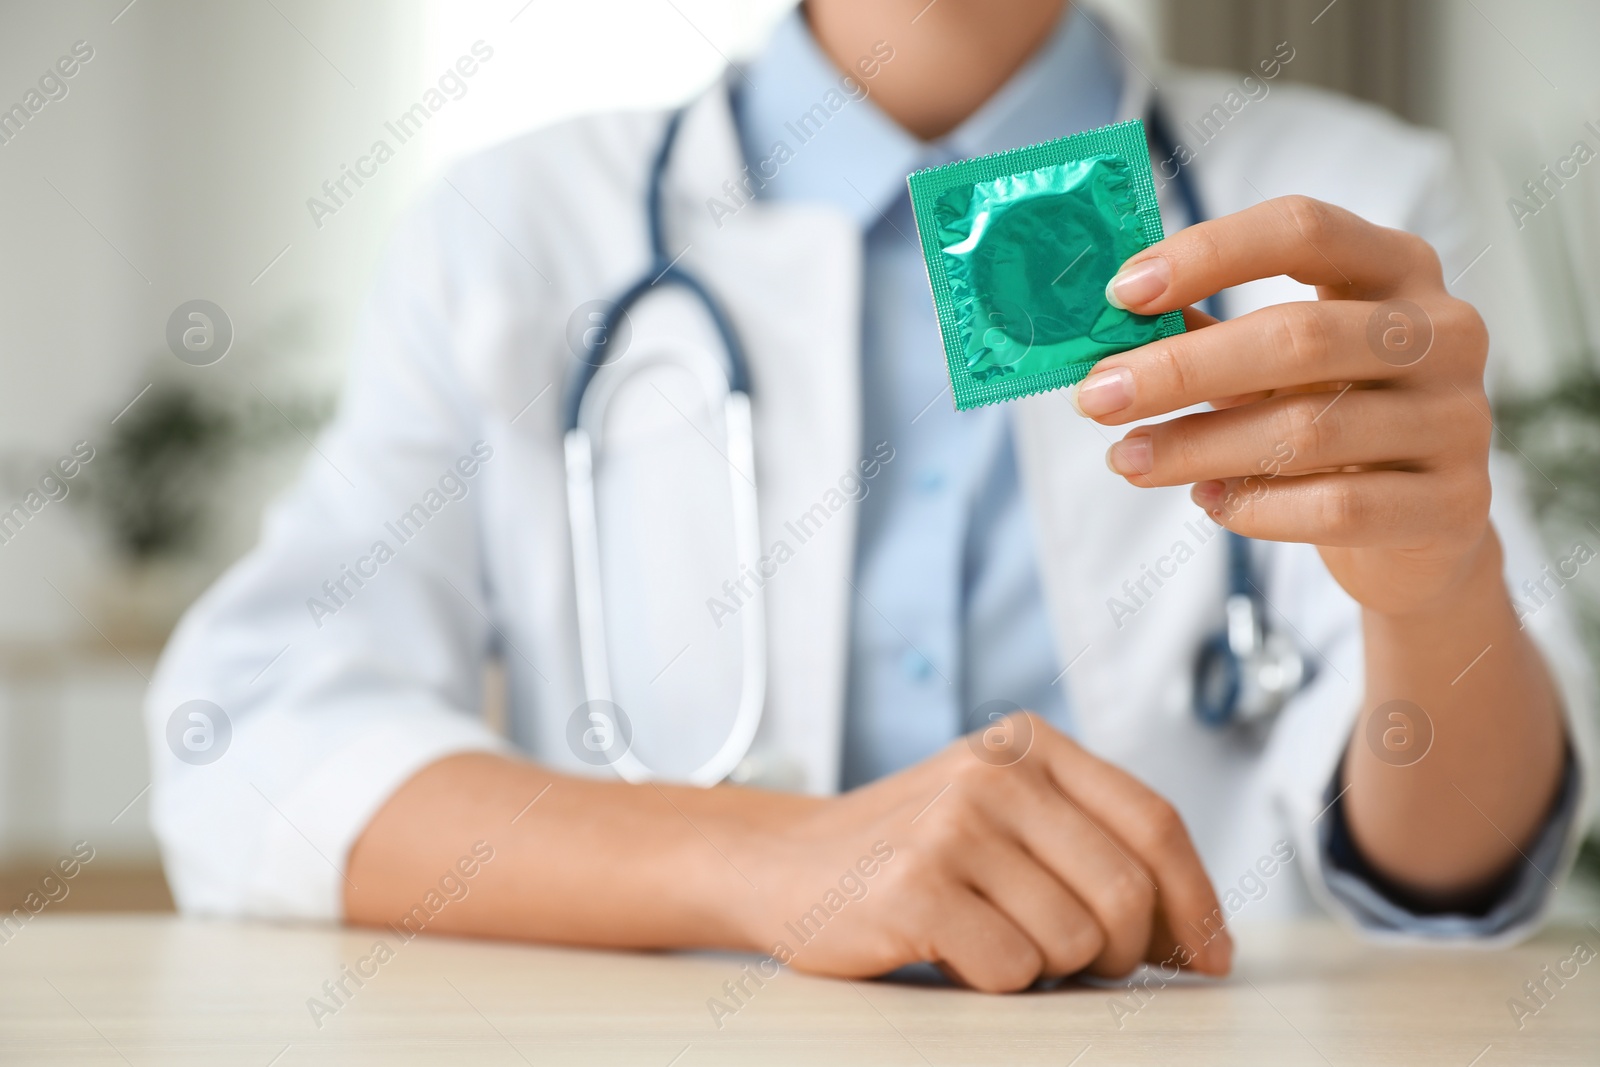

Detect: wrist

[663,784,817,954]
[1369,523,1505,626]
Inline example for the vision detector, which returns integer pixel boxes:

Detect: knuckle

[1453,470,1492,528]
[950,753,1002,793]
[1151,336,1197,401]
[1016,709,1049,734]
[982,762,1037,811]
[1026,732,1076,781]
[1185,222,1227,281]
[949,748,984,779]
[1272,302,1332,374]
[1465,313,1490,372]
[1276,392,1334,458]
[1280,195,1337,246]
[1104,867,1156,919]
[873,856,930,908]
[1006,710,1049,752]
[1445,386,1493,458]
[1408,233,1444,282]
[1133,797,1190,857]
[1468,404,1493,457]
[1162,416,1209,477]
[1317,480,1365,539]
[914,797,971,852]
[1441,298,1490,371]
[1468,478,1492,528]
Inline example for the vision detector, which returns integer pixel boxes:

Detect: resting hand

[1079,195,1492,616]
[730,713,1230,992]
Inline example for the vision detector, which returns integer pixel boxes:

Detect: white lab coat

[145,48,1597,932]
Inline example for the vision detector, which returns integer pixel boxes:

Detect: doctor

[147,0,1591,991]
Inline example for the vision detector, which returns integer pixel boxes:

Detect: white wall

[414,0,1162,170]
[418,0,792,170]
[1413,0,1600,392]
[0,0,425,646]
[0,0,426,859]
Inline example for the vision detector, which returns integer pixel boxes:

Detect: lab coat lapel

[663,84,864,794]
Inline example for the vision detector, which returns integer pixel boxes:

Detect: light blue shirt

[736,6,1120,789]
[733,5,1579,936]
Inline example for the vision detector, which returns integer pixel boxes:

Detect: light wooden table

[1,915,1596,1065]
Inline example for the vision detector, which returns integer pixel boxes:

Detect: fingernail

[1069,367,1133,418]
[1105,257,1170,310]
[1191,480,1225,510]
[1106,433,1153,476]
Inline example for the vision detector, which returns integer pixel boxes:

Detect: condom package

[908,118,1185,411]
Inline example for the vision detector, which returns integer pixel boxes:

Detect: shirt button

[916,469,946,492]
[901,649,934,681]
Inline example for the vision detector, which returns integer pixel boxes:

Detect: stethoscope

[1147,108,1309,727]
[562,99,1308,785]
[562,106,766,786]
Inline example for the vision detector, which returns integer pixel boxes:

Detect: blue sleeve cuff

[1319,747,1581,938]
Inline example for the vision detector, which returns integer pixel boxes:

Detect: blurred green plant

[1497,365,1600,639]
[1496,365,1600,869]
[73,379,331,563]
[1497,369,1600,534]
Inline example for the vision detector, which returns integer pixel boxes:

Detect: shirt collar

[732,5,1124,230]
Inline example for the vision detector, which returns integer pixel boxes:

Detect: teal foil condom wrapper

[908,118,1185,411]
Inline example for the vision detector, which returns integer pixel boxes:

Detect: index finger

[1107,195,1440,314]
[1035,731,1232,974]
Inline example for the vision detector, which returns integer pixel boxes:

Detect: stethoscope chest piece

[1192,591,1307,729]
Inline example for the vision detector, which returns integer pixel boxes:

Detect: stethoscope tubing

[563,105,766,784]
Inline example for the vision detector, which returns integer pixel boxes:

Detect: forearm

[1343,526,1567,901]
[343,752,808,949]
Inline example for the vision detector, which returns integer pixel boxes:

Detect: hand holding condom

[1085,196,1494,618]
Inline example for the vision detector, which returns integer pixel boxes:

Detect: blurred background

[1,0,1596,911]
